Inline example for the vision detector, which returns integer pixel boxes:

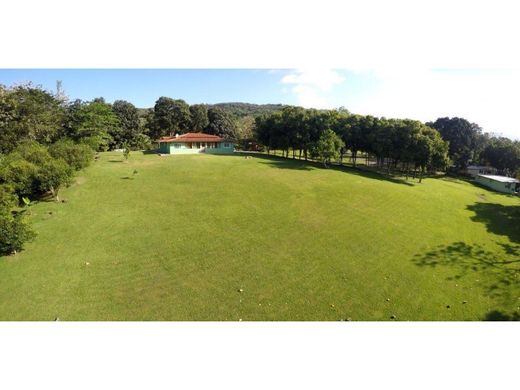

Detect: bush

[0,211,36,255]
[49,139,94,171]
[0,184,17,209]
[0,155,39,197]
[36,158,73,198]
[132,133,152,150]
[0,142,74,199]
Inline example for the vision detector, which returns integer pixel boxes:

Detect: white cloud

[281,69,345,108]
[348,69,520,140]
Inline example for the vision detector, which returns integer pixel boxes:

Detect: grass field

[1,151,519,320]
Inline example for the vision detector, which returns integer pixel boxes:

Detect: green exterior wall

[159,141,234,155]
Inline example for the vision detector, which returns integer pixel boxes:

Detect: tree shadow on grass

[412,241,520,320]
[412,202,520,320]
[467,203,520,244]
[483,310,520,321]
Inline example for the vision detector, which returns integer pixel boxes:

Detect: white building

[475,174,520,195]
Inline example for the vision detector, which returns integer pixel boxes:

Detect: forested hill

[138,103,288,118]
[209,103,288,117]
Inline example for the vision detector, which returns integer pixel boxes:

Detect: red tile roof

[158,133,224,143]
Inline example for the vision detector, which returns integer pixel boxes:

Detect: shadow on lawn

[412,241,520,321]
[467,203,520,244]
[412,202,520,320]
[241,153,415,186]
[483,310,520,321]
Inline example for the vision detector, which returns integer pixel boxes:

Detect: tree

[122,142,131,160]
[112,100,141,147]
[427,117,482,169]
[280,106,307,158]
[235,116,255,141]
[254,114,275,154]
[311,128,344,167]
[338,114,375,167]
[189,104,209,132]
[480,137,520,176]
[151,97,191,139]
[0,84,65,153]
[206,108,238,139]
[65,99,121,151]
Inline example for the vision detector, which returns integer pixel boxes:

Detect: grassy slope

[1,152,518,320]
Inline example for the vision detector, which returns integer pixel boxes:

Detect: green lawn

[1,152,519,320]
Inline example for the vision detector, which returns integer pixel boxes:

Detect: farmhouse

[158,133,234,155]
[475,174,520,194]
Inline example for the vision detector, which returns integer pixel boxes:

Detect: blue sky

[1,69,518,139]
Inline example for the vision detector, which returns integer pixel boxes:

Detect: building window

[174,143,181,148]
[224,143,230,147]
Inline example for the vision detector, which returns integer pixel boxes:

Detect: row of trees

[0,84,152,153]
[255,107,450,177]
[255,108,520,177]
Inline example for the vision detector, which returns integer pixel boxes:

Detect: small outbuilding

[475,174,520,194]
[158,133,234,155]
[466,165,497,177]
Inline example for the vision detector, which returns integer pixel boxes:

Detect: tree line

[254,108,520,178]
[255,107,450,178]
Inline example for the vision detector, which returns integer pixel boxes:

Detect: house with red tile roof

[158,133,234,155]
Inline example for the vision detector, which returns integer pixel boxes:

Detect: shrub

[0,142,74,199]
[0,184,17,209]
[0,210,36,255]
[132,133,152,150]
[49,139,94,171]
[36,158,73,199]
[0,155,39,197]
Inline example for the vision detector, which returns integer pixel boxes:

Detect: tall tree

[189,104,209,132]
[112,100,140,146]
[480,137,520,175]
[151,97,191,139]
[206,108,238,139]
[65,99,121,151]
[311,128,344,167]
[427,117,482,169]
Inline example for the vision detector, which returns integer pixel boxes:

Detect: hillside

[0,152,518,320]
[209,102,288,117]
